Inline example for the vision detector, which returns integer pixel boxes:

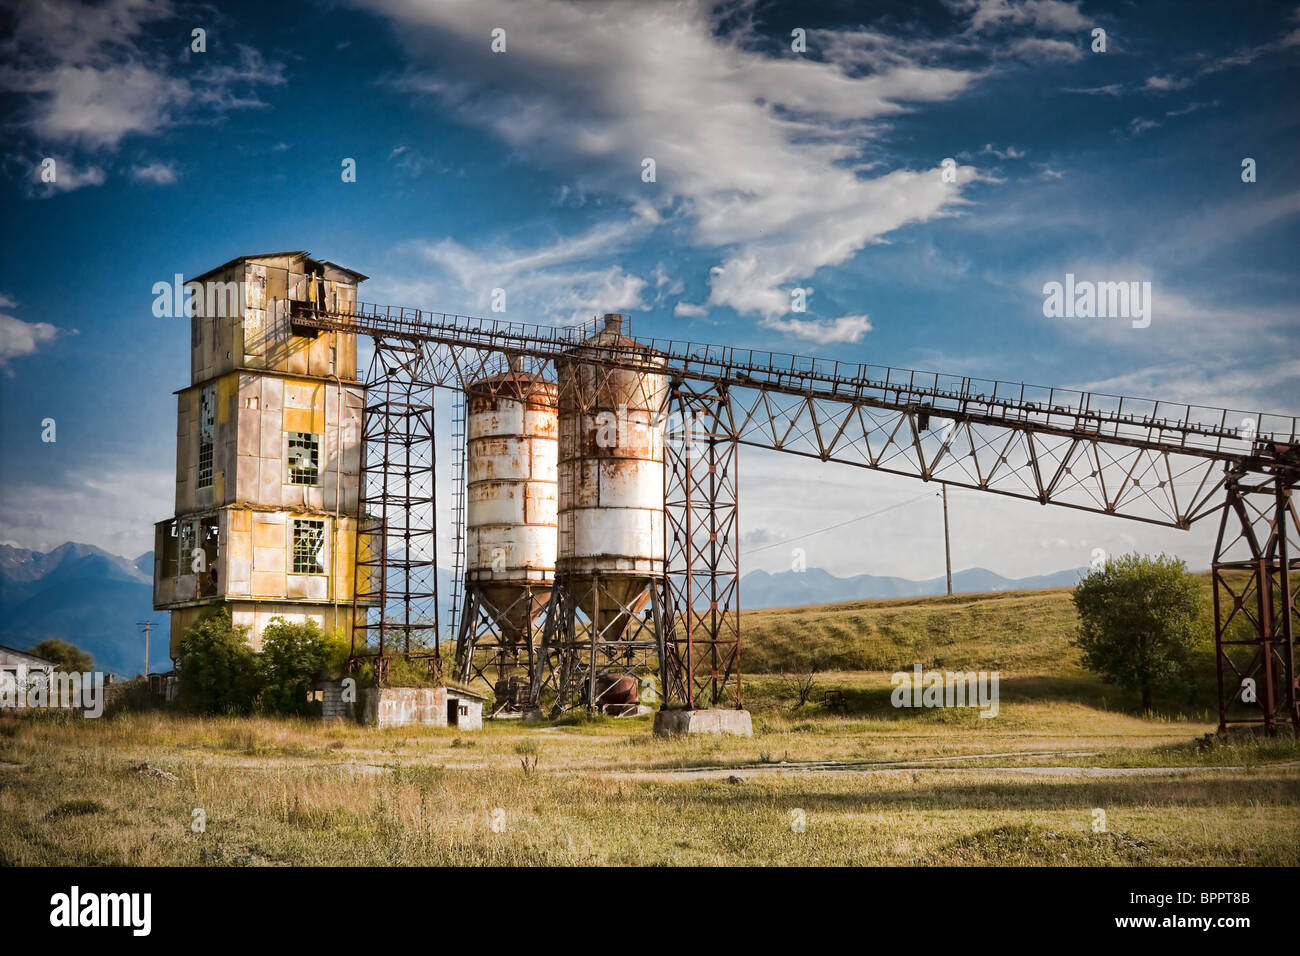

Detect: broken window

[287,432,320,485]
[159,520,180,580]
[198,385,215,489]
[199,517,220,596]
[292,519,326,574]
[179,522,196,581]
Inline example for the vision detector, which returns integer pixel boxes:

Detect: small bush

[320,628,351,680]
[259,618,329,716]
[176,611,262,715]
[28,638,93,673]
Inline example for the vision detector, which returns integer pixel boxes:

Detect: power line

[741,490,938,556]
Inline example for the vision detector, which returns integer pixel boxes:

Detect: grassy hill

[741,571,1223,675]
[742,586,1087,675]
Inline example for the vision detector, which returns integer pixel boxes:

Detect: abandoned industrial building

[152,250,1299,737]
[152,252,371,654]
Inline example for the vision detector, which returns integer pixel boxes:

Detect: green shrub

[320,627,351,680]
[259,618,330,716]
[383,654,440,687]
[28,638,93,672]
[175,611,262,715]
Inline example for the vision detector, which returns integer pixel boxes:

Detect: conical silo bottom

[571,575,655,642]
[476,583,551,646]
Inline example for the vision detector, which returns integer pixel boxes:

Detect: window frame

[197,385,216,489]
[285,431,322,486]
[290,518,328,576]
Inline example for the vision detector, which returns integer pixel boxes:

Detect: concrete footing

[653,708,753,737]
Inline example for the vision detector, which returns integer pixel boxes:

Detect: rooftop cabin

[186,251,366,386]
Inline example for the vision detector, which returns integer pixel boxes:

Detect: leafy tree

[320,627,351,680]
[1072,553,1204,710]
[28,638,93,672]
[259,617,330,715]
[175,610,262,714]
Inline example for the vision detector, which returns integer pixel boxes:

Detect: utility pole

[942,486,953,596]
[136,620,153,679]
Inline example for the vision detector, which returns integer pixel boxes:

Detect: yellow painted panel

[252,519,283,549]
[229,528,252,562]
[216,373,238,423]
[231,508,251,532]
[284,407,312,434]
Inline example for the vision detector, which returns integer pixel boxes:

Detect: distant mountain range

[0,541,1084,672]
[740,565,1086,609]
[0,542,161,676]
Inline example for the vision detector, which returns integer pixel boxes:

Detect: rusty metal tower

[349,333,441,686]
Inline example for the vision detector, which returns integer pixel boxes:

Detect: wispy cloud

[375,217,654,324]
[363,0,992,327]
[0,311,60,367]
[0,0,287,162]
[131,160,177,184]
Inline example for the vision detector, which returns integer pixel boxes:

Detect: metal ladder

[447,393,467,644]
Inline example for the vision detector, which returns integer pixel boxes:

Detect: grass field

[2,585,1297,866]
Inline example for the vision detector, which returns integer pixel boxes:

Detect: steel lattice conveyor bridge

[290,300,1300,734]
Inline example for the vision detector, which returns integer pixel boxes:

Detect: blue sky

[1,0,1297,581]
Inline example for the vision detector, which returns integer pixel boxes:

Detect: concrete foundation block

[653,708,753,737]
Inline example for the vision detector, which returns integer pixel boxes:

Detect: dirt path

[605,755,1300,782]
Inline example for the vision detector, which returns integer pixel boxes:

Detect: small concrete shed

[363,683,488,730]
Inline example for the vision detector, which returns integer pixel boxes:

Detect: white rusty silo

[555,313,668,639]
[462,357,558,649]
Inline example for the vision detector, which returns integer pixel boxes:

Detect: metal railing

[291,301,1299,463]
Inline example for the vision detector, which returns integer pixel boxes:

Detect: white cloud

[360,0,986,326]
[759,313,874,345]
[131,160,177,184]
[1063,83,1125,96]
[0,463,172,557]
[1144,74,1192,92]
[25,62,191,148]
[1076,358,1300,416]
[376,218,653,324]
[1007,37,1083,61]
[739,449,1216,581]
[21,155,107,195]
[0,0,285,151]
[957,0,1090,33]
[0,313,59,365]
[981,143,1026,160]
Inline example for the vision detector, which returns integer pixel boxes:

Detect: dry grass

[2,698,1296,866]
[3,578,1289,866]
